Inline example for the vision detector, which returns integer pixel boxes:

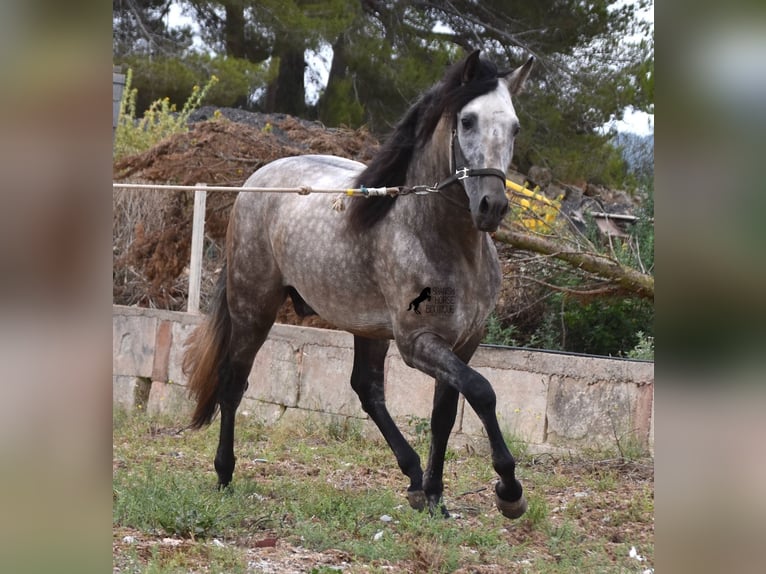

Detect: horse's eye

[461,116,474,130]
[512,123,521,137]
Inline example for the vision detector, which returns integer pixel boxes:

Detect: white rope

[112,182,400,197]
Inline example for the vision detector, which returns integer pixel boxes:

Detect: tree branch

[493,228,654,300]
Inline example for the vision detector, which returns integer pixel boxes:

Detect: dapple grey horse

[183,49,534,518]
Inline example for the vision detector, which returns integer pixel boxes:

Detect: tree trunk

[318,35,350,125]
[223,1,246,59]
[263,39,306,116]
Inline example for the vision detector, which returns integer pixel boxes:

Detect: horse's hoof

[495,493,527,519]
[432,502,450,519]
[407,489,426,511]
[427,496,450,518]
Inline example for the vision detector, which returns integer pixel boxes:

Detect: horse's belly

[287,273,394,338]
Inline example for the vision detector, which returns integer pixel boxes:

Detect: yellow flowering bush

[506,179,563,234]
[114,69,219,160]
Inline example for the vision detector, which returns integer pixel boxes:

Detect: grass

[113,408,653,572]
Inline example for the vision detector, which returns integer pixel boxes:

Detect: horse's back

[244,154,365,189]
[231,153,365,250]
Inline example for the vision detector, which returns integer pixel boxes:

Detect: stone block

[270,323,354,349]
[384,353,435,424]
[240,398,286,426]
[649,387,655,453]
[474,345,653,385]
[246,338,302,407]
[113,313,157,377]
[460,368,549,444]
[168,320,201,385]
[546,375,650,449]
[634,382,654,449]
[113,375,150,411]
[151,320,173,383]
[298,344,362,417]
[112,306,655,455]
[146,380,193,417]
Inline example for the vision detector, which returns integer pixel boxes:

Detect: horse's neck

[405,125,481,244]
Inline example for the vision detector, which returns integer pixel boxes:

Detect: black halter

[422,129,507,210]
[439,129,507,190]
[396,128,508,209]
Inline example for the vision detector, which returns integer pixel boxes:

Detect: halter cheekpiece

[397,128,507,211]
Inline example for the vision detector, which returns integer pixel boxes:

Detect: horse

[182,49,534,519]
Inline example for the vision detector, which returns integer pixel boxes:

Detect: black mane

[347,51,500,232]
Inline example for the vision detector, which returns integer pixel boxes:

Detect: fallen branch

[493,228,654,300]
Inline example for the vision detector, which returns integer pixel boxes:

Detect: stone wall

[113,305,654,453]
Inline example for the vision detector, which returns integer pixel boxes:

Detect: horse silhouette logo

[407,287,432,315]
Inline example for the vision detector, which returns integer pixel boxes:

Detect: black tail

[182,271,231,428]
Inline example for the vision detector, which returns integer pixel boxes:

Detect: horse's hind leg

[350,336,425,509]
[423,380,459,516]
[215,285,284,488]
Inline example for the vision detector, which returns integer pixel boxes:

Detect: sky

[604,0,654,135]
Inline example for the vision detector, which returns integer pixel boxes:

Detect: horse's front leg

[350,336,425,509]
[401,332,527,519]
[422,336,481,517]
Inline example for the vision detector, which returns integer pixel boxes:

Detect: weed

[521,493,550,530]
[546,520,581,559]
[483,312,519,346]
[114,68,218,160]
[591,470,618,492]
[502,429,531,464]
[326,416,364,443]
[626,330,654,360]
[599,409,652,463]
[406,414,431,446]
[611,485,654,526]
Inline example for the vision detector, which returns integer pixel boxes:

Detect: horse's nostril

[501,201,510,217]
[479,196,489,214]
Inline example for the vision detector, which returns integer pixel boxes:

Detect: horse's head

[455,51,534,232]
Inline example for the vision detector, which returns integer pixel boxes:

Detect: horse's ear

[461,50,481,84]
[503,56,535,95]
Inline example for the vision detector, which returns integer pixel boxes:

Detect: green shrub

[531,294,654,357]
[483,312,519,347]
[114,68,218,160]
[626,330,654,360]
[116,54,272,113]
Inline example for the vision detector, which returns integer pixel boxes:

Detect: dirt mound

[113,112,379,323]
[115,109,379,185]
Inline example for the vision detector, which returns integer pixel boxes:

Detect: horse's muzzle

[473,193,510,232]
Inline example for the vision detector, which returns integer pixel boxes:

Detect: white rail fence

[113,180,633,313]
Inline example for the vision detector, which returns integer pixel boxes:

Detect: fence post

[112,67,125,145]
[188,184,207,313]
